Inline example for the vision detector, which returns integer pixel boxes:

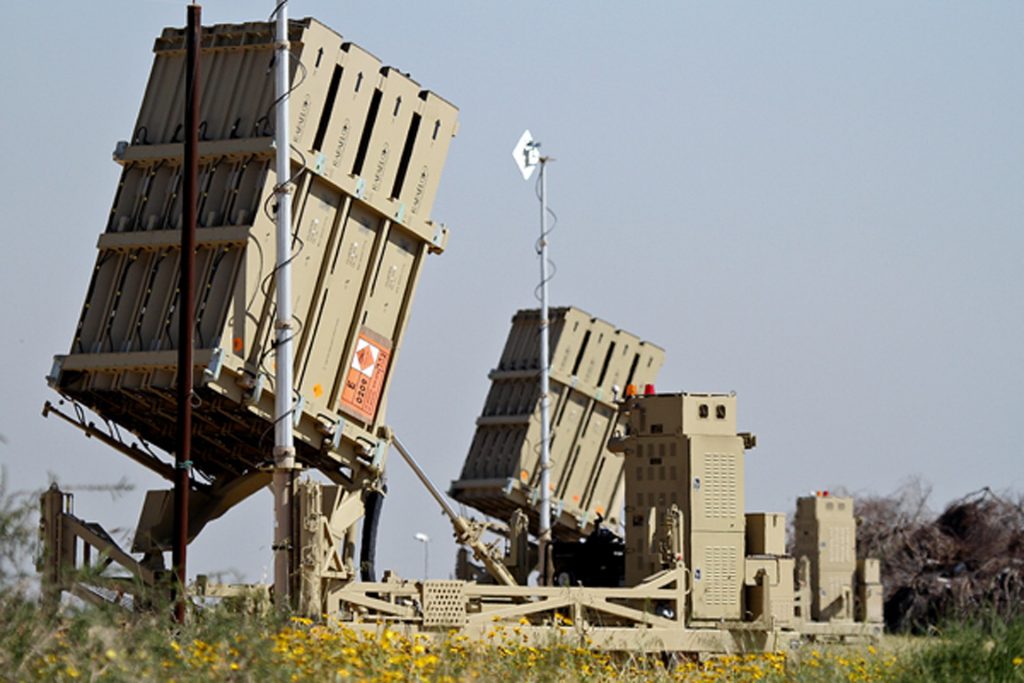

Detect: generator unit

[609,391,751,620]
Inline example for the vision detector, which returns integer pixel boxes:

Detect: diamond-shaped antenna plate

[512,129,539,180]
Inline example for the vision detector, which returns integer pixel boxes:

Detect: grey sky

[1,1,1021,583]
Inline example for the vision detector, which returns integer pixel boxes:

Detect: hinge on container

[47,356,65,389]
[292,395,304,428]
[112,140,129,162]
[242,373,264,406]
[203,348,223,383]
[370,440,388,470]
[529,487,540,506]
[502,479,515,495]
[317,415,344,451]
[553,500,564,518]
[354,177,366,199]
[394,203,405,223]
[314,152,327,175]
[431,223,447,250]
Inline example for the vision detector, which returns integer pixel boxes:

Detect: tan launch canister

[450,307,664,540]
[48,18,458,484]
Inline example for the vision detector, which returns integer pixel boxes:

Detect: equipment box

[746,512,787,556]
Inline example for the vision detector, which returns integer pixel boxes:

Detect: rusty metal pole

[173,3,201,625]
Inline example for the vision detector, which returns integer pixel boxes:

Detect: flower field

[2,596,1023,682]
[2,483,1023,681]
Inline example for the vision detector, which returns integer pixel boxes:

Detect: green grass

[885,616,1024,683]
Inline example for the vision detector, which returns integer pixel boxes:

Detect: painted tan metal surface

[451,307,664,540]
[294,480,365,616]
[745,556,795,625]
[856,559,884,623]
[38,486,158,609]
[794,495,858,622]
[48,18,458,507]
[132,470,271,553]
[40,379,886,653]
[857,583,884,624]
[745,512,786,556]
[613,393,748,621]
[40,480,884,653]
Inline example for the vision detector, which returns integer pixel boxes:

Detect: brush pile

[853,482,1024,632]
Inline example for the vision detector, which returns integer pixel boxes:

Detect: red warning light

[644,383,656,396]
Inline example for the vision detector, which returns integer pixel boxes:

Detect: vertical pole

[271,0,297,609]
[173,3,201,625]
[538,158,552,586]
[39,486,64,610]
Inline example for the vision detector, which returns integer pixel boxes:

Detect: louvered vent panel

[705,544,738,606]
[703,452,738,519]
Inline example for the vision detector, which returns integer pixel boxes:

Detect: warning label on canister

[339,329,392,422]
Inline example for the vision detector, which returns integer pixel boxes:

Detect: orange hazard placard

[339,329,392,422]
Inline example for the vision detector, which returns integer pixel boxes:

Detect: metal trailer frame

[38,477,882,656]
[36,390,883,656]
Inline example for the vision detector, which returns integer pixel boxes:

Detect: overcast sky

[1,1,1021,584]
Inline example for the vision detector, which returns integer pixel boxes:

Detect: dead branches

[853,482,1024,632]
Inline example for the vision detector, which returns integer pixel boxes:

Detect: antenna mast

[272,0,296,608]
[513,131,553,584]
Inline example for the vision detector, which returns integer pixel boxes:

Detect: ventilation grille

[703,453,738,519]
[827,525,854,564]
[422,580,467,628]
[704,544,739,606]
